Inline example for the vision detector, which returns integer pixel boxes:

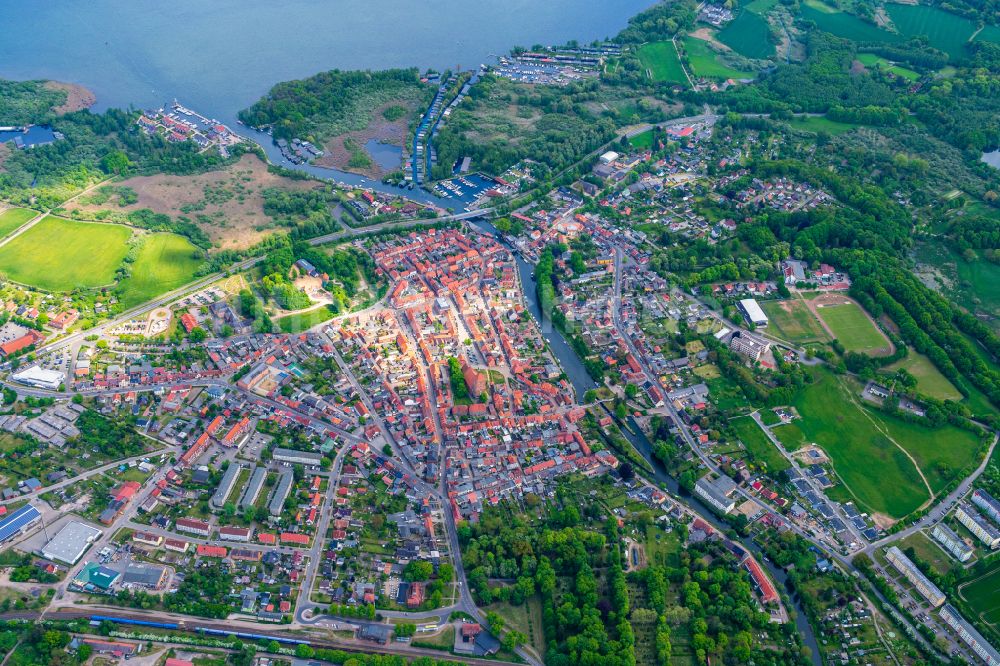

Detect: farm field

[800,2,902,44]
[856,53,920,81]
[812,297,890,354]
[960,558,1000,626]
[0,207,36,238]
[885,4,975,60]
[0,216,131,291]
[771,368,982,520]
[731,415,790,473]
[117,233,205,308]
[785,115,859,135]
[636,41,686,84]
[682,37,754,80]
[885,353,963,401]
[761,298,829,344]
[717,9,776,59]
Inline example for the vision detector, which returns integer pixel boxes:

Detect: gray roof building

[41,521,102,565]
[269,469,294,517]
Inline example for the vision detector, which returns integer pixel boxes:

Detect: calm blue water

[0,125,57,148]
[364,139,403,171]
[0,0,650,122]
[0,0,650,196]
[984,150,1000,169]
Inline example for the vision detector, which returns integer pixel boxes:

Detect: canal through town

[471,219,823,665]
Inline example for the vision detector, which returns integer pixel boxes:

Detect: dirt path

[689,28,733,51]
[841,375,935,509]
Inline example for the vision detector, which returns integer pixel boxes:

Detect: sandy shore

[44,81,96,115]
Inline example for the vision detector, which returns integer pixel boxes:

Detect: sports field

[731,415,790,473]
[0,208,36,238]
[117,233,205,308]
[856,53,920,81]
[0,216,131,291]
[885,4,975,60]
[800,2,902,44]
[813,298,890,354]
[771,368,982,519]
[682,37,754,80]
[960,559,1000,625]
[885,353,963,401]
[762,298,829,344]
[636,41,686,84]
[717,9,776,59]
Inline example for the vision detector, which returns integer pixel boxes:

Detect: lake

[983,149,1000,170]
[0,0,652,125]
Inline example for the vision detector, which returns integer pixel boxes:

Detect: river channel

[471,220,824,665]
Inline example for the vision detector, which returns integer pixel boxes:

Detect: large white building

[737,298,768,328]
[272,447,323,466]
[886,546,946,608]
[932,523,974,563]
[11,366,63,391]
[957,502,1000,549]
[730,331,771,362]
[41,521,102,565]
[972,489,1000,526]
[210,463,241,509]
[695,475,736,514]
[940,604,1000,666]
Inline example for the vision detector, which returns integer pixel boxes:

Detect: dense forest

[0,80,67,125]
[238,68,429,142]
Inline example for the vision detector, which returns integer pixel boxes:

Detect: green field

[276,305,337,333]
[975,24,1000,45]
[898,531,954,576]
[885,4,975,60]
[814,301,890,354]
[117,233,205,308]
[785,115,860,135]
[731,416,790,473]
[762,298,830,344]
[960,559,1000,625]
[885,353,963,401]
[856,53,920,81]
[682,36,754,80]
[0,216,131,291]
[0,208,36,239]
[771,368,982,519]
[636,41,686,84]
[717,9,776,59]
[745,0,780,13]
[800,2,902,44]
[629,129,655,150]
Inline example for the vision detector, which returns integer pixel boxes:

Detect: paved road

[0,446,172,506]
[860,432,1000,557]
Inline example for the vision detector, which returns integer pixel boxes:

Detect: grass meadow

[0,216,131,291]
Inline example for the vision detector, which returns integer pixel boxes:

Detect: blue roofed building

[0,504,41,543]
